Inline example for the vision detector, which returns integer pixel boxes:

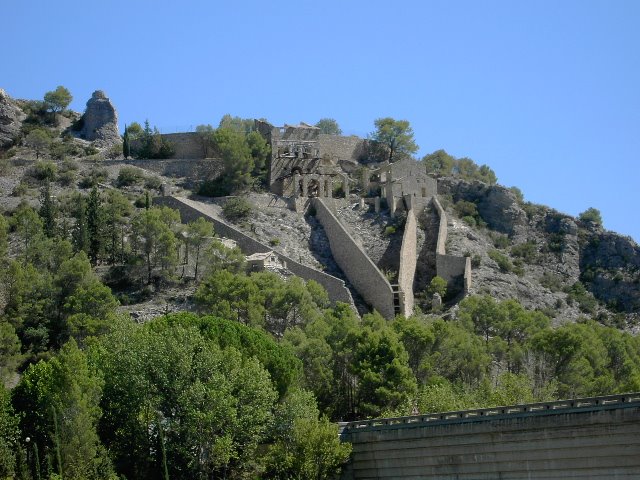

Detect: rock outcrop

[81,90,120,146]
[0,88,25,149]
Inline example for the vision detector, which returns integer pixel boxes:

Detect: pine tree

[39,179,57,238]
[86,187,103,265]
[73,196,89,254]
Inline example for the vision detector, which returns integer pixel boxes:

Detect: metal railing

[339,392,640,434]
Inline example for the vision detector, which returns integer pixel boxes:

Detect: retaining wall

[397,209,417,316]
[340,393,640,479]
[313,198,395,319]
[318,134,366,163]
[114,158,224,182]
[159,132,205,159]
[153,196,354,306]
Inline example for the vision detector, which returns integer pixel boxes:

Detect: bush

[198,178,231,197]
[84,145,99,156]
[488,249,515,274]
[58,169,76,186]
[510,241,538,263]
[461,215,476,227]
[564,281,598,314]
[269,238,280,246]
[491,233,510,249]
[384,225,396,236]
[540,272,564,292]
[426,275,447,299]
[31,160,57,181]
[222,197,253,222]
[0,158,10,175]
[117,166,144,187]
[49,141,82,160]
[578,207,602,226]
[12,181,28,197]
[106,142,123,159]
[454,200,478,218]
[144,175,163,191]
[79,167,108,189]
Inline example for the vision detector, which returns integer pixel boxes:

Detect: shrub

[491,233,510,249]
[79,167,108,189]
[269,238,280,246]
[461,215,476,227]
[84,145,99,156]
[222,197,253,222]
[471,254,481,267]
[454,200,478,218]
[488,249,515,273]
[546,232,566,253]
[117,166,144,187]
[540,272,564,292]
[564,281,598,314]
[0,158,10,175]
[578,207,602,226]
[510,241,538,263]
[31,160,57,181]
[12,181,28,197]
[144,176,163,191]
[58,169,76,186]
[426,275,447,299]
[384,225,396,236]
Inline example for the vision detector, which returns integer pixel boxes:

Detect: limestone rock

[0,88,25,149]
[81,90,120,146]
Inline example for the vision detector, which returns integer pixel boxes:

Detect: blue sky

[4,0,639,241]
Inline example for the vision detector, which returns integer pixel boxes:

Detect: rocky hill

[0,87,638,331]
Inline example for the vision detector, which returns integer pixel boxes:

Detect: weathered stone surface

[439,178,528,235]
[0,88,25,148]
[81,90,120,146]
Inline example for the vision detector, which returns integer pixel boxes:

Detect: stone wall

[313,198,395,319]
[153,196,354,306]
[432,196,447,255]
[158,132,205,159]
[318,134,366,163]
[115,158,224,183]
[397,209,417,316]
[340,394,640,479]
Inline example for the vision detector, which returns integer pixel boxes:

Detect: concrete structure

[153,196,355,307]
[432,196,472,294]
[397,209,417,316]
[371,158,438,217]
[246,251,286,272]
[313,198,397,319]
[339,392,640,479]
[256,120,363,198]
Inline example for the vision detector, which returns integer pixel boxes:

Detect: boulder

[81,90,120,146]
[0,88,25,149]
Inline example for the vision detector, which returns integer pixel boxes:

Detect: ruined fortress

[154,121,471,319]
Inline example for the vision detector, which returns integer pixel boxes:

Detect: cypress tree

[86,187,103,265]
[123,124,131,159]
[39,179,56,238]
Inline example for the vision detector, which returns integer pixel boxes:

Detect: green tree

[578,207,603,226]
[13,205,45,265]
[315,118,342,135]
[186,217,214,280]
[86,187,104,265]
[0,385,19,478]
[72,194,89,254]
[25,128,52,159]
[39,180,57,238]
[422,149,455,175]
[103,189,132,264]
[0,321,21,385]
[43,86,72,114]
[131,207,180,283]
[215,128,254,192]
[218,114,255,134]
[370,117,418,163]
[195,124,215,157]
[122,125,131,159]
[13,339,111,480]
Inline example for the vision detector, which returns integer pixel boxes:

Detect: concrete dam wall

[339,393,640,479]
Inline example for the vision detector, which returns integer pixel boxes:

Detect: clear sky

[3,0,639,242]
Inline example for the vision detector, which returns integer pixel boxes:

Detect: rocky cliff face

[81,90,120,146]
[0,89,25,149]
[438,177,639,327]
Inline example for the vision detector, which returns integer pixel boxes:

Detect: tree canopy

[43,86,72,114]
[315,118,342,135]
[370,117,418,163]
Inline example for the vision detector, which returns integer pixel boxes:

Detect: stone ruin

[81,90,120,146]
